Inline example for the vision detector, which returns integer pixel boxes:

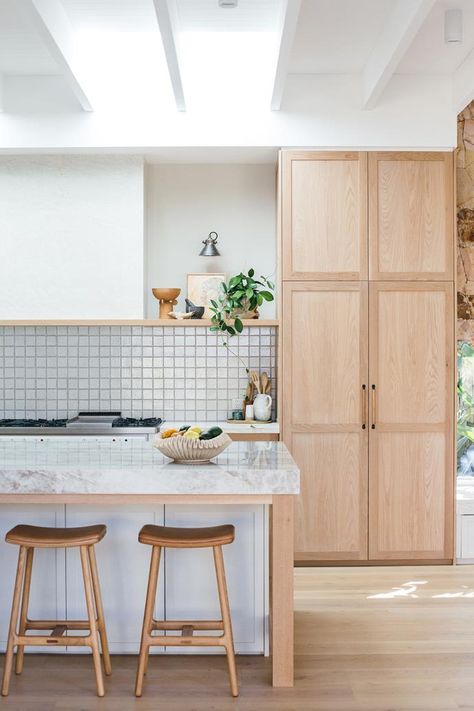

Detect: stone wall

[458,103,474,341]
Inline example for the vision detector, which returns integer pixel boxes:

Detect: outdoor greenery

[457,341,474,468]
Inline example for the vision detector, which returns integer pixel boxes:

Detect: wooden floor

[2,565,474,710]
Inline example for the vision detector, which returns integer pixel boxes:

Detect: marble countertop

[0,439,299,496]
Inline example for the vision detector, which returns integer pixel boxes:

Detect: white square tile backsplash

[0,326,277,421]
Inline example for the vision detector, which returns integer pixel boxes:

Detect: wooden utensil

[260,372,270,395]
[250,371,261,394]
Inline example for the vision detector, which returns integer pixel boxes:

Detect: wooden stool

[135,523,238,698]
[1,524,111,698]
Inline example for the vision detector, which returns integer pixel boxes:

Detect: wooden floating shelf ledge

[0,319,279,327]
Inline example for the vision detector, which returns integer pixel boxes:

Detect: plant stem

[218,334,250,378]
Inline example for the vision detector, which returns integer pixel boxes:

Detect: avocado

[199,426,223,440]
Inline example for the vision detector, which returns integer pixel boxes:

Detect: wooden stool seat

[5,524,106,548]
[135,523,238,698]
[139,523,235,548]
[1,524,111,698]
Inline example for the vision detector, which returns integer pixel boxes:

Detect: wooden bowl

[153,432,232,463]
[152,288,181,301]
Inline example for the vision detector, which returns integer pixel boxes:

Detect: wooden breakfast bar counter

[0,439,299,688]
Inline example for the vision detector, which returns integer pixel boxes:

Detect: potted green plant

[208,269,275,382]
[209,269,274,337]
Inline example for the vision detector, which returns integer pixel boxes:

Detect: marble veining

[0,440,299,495]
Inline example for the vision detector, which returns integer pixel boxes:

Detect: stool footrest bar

[147,634,227,647]
[25,619,91,630]
[151,619,224,631]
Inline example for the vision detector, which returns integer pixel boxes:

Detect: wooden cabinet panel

[369,152,454,280]
[376,289,447,424]
[371,433,447,558]
[291,432,367,561]
[282,282,368,561]
[284,282,367,427]
[368,283,454,560]
[281,151,367,280]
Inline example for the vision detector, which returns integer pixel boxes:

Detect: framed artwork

[187,273,226,318]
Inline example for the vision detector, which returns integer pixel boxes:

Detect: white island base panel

[0,503,267,656]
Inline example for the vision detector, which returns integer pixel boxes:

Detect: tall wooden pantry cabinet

[280,150,455,564]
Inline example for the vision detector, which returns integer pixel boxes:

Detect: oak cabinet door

[282,282,369,561]
[369,152,454,280]
[368,283,454,560]
[281,152,368,280]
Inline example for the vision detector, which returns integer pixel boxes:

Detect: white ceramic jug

[253,393,272,421]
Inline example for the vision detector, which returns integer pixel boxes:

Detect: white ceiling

[61,0,157,32]
[1,0,474,122]
[399,0,474,74]
[176,0,281,32]
[289,0,395,74]
[0,0,60,74]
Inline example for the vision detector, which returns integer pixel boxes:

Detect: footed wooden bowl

[152,288,181,302]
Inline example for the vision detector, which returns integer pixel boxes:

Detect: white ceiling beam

[454,52,474,114]
[152,0,186,112]
[362,0,435,109]
[20,0,92,111]
[271,0,302,111]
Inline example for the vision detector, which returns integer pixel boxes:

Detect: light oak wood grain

[0,319,279,327]
[281,151,368,280]
[270,495,294,687]
[292,433,367,560]
[5,566,474,710]
[369,152,454,280]
[368,282,454,561]
[282,282,368,562]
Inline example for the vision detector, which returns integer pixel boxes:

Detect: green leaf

[260,291,274,301]
[248,268,254,278]
[246,288,253,300]
[228,275,241,289]
[209,326,218,331]
[257,293,263,306]
[226,326,236,336]
[234,317,243,333]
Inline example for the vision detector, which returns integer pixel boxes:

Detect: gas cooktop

[0,413,163,435]
[0,418,68,428]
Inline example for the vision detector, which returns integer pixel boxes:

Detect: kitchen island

[0,439,299,687]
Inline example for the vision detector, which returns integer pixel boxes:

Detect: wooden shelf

[0,319,279,327]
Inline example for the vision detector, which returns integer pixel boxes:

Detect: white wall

[146,164,277,318]
[0,155,145,319]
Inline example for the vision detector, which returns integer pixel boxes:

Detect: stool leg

[80,545,105,698]
[213,545,238,698]
[2,546,27,697]
[15,547,34,675]
[135,545,161,697]
[87,545,112,676]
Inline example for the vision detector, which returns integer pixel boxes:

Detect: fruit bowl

[153,431,232,463]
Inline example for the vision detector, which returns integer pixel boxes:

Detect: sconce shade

[199,231,221,256]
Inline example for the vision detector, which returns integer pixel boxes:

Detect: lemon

[183,430,200,440]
